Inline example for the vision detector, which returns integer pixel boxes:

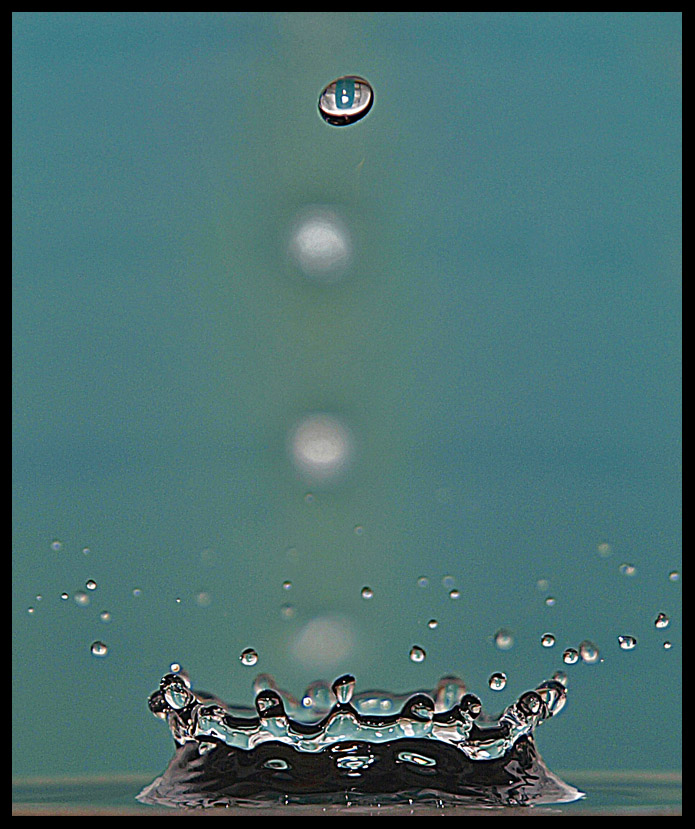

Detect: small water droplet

[99,610,111,622]
[361,586,373,599]
[494,628,514,651]
[170,662,181,673]
[280,603,295,619]
[27,606,35,614]
[562,648,579,665]
[619,563,637,577]
[409,645,426,663]
[51,540,62,551]
[597,542,612,557]
[536,578,550,592]
[86,579,97,591]
[618,635,637,650]
[90,641,108,657]
[655,612,670,629]
[304,493,314,504]
[82,547,90,555]
[240,648,258,666]
[545,596,557,607]
[282,580,292,591]
[427,619,439,629]
[668,570,680,582]
[60,592,69,601]
[541,632,556,648]
[318,76,374,126]
[663,641,673,650]
[132,588,142,597]
[488,672,507,691]
[448,589,460,600]
[74,591,90,606]
[354,525,364,535]
[579,640,600,664]
[417,576,429,588]
[195,591,212,607]
[442,575,456,589]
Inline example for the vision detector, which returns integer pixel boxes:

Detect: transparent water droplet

[132,588,142,597]
[360,586,373,600]
[99,610,111,622]
[409,645,426,663]
[442,575,456,589]
[668,570,680,582]
[448,589,460,600]
[170,662,181,673]
[597,542,612,557]
[417,576,429,588]
[90,640,108,657]
[74,590,90,607]
[552,670,568,686]
[579,640,600,664]
[240,648,258,666]
[655,612,670,629]
[282,580,292,591]
[488,672,507,691]
[305,493,314,503]
[427,619,439,629]
[175,597,182,604]
[60,592,69,601]
[318,76,374,126]
[618,635,637,650]
[562,648,579,665]
[663,641,673,650]
[82,547,90,555]
[494,629,514,651]
[27,606,35,614]
[354,525,364,536]
[541,632,556,648]
[86,579,97,591]
[619,563,636,577]
[545,596,556,607]
[50,540,62,551]
[280,603,295,619]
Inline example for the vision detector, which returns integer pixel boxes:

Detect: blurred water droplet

[552,670,568,686]
[90,641,108,657]
[545,596,556,607]
[488,672,507,691]
[240,648,258,666]
[74,591,90,606]
[282,580,292,591]
[409,646,426,663]
[99,610,111,622]
[579,640,600,664]
[597,542,612,558]
[668,570,680,582]
[448,589,460,600]
[27,606,35,614]
[494,629,514,651]
[417,576,429,588]
[51,540,62,551]
[280,603,295,620]
[354,525,364,535]
[619,563,636,577]
[132,588,142,597]
[195,591,212,607]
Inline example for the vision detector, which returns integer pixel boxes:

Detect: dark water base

[137,734,580,809]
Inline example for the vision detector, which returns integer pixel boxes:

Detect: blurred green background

[13,12,681,781]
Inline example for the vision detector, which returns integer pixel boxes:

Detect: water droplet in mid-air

[361,586,373,599]
[240,648,259,666]
[545,596,556,607]
[655,612,670,629]
[417,576,429,588]
[668,570,680,582]
[494,629,514,651]
[541,633,556,648]
[99,610,111,622]
[86,579,97,590]
[427,619,439,629]
[74,591,90,606]
[579,640,600,664]
[562,648,579,665]
[618,635,637,650]
[409,646,426,663]
[51,540,62,551]
[449,589,460,600]
[318,76,374,126]
[619,563,636,577]
[663,641,673,650]
[60,592,69,600]
[488,672,507,691]
[90,641,108,657]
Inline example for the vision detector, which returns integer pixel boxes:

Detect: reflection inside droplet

[318,76,374,126]
[288,206,352,282]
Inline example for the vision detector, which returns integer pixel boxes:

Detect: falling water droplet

[60,592,69,601]
[409,646,426,663]
[619,563,637,577]
[240,648,259,666]
[655,612,670,629]
[618,635,637,650]
[668,570,680,582]
[74,591,90,607]
[448,589,460,600]
[99,610,112,622]
[90,641,108,657]
[545,596,556,607]
[663,641,673,650]
[427,619,439,629]
[541,633,556,648]
[562,648,579,665]
[51,540,62,551]
[488,672,507,691]
[86,579,97,591]
[361,586,373,600]
[417,577,429,588]
[318,76,374,126]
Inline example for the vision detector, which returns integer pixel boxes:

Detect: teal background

[13,12,681,780]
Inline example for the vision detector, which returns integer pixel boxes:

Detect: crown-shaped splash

[137,671,583,809]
